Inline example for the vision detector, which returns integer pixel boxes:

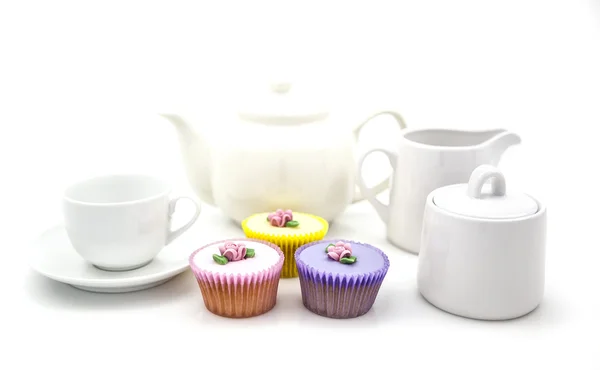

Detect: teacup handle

[356,148,398,223]
[166,196,201,245]
[352,111,406,203]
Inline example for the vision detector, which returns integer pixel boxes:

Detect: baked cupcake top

[295,240,389,275]
[242,209,328,236]
[190,239,283,275]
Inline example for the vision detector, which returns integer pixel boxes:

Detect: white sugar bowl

[417,165,547,320]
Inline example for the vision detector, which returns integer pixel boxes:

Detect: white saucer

[29,225,202,293]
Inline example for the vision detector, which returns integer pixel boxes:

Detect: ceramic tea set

[28,82,546,320]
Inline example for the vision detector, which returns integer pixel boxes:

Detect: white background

[1,0,599,369]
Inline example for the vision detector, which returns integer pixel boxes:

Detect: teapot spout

[483,130,522,165]
[158,113,216,206]
[159,114,195,147]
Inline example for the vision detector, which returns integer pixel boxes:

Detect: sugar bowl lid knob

[432,165,538,219]
[467,165,506,199]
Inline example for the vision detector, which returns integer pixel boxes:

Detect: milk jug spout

[482,130,522,165]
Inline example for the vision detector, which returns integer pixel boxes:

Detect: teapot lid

[237,82,329,124]
[432,165,538,219]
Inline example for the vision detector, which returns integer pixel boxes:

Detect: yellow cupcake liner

[241,213,329,278]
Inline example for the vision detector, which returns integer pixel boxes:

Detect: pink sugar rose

[218,242,247,262]
[326,241,353,261]
[267,209,293,228]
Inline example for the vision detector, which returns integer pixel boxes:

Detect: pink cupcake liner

[189,238,285,318]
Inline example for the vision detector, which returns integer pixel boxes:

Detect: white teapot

[159,82,406,223]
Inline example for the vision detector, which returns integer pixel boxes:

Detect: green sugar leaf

[340,256,357,264]
[285,220,299,228]
[212,254,228,265]
[245,248,255,258]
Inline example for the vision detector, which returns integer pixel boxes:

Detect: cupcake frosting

[193,240,280,274]
[296,240,387,275]
[244,212,325,236]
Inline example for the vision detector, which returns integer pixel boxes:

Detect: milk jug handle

[356,148,398,223]
[351,111,406,203]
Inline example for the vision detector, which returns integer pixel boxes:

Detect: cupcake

[189,238,284,318]
[242,209,328,278]
[295,239,390,319]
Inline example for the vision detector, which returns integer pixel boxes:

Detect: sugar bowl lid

[237,82,329,124]
[433,165,538,219]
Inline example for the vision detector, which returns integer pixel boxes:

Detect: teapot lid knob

[271,82,292,94]
[237,81,329,125]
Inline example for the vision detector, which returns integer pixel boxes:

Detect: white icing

[246,213,324,235]
[193,241,280,274]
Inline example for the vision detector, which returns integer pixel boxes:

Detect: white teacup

[63,174,201,271]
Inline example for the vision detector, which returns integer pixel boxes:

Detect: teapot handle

[356,148,398,222]
[351,111,407,203]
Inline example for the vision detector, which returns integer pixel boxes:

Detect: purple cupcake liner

[295,239,390,319]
